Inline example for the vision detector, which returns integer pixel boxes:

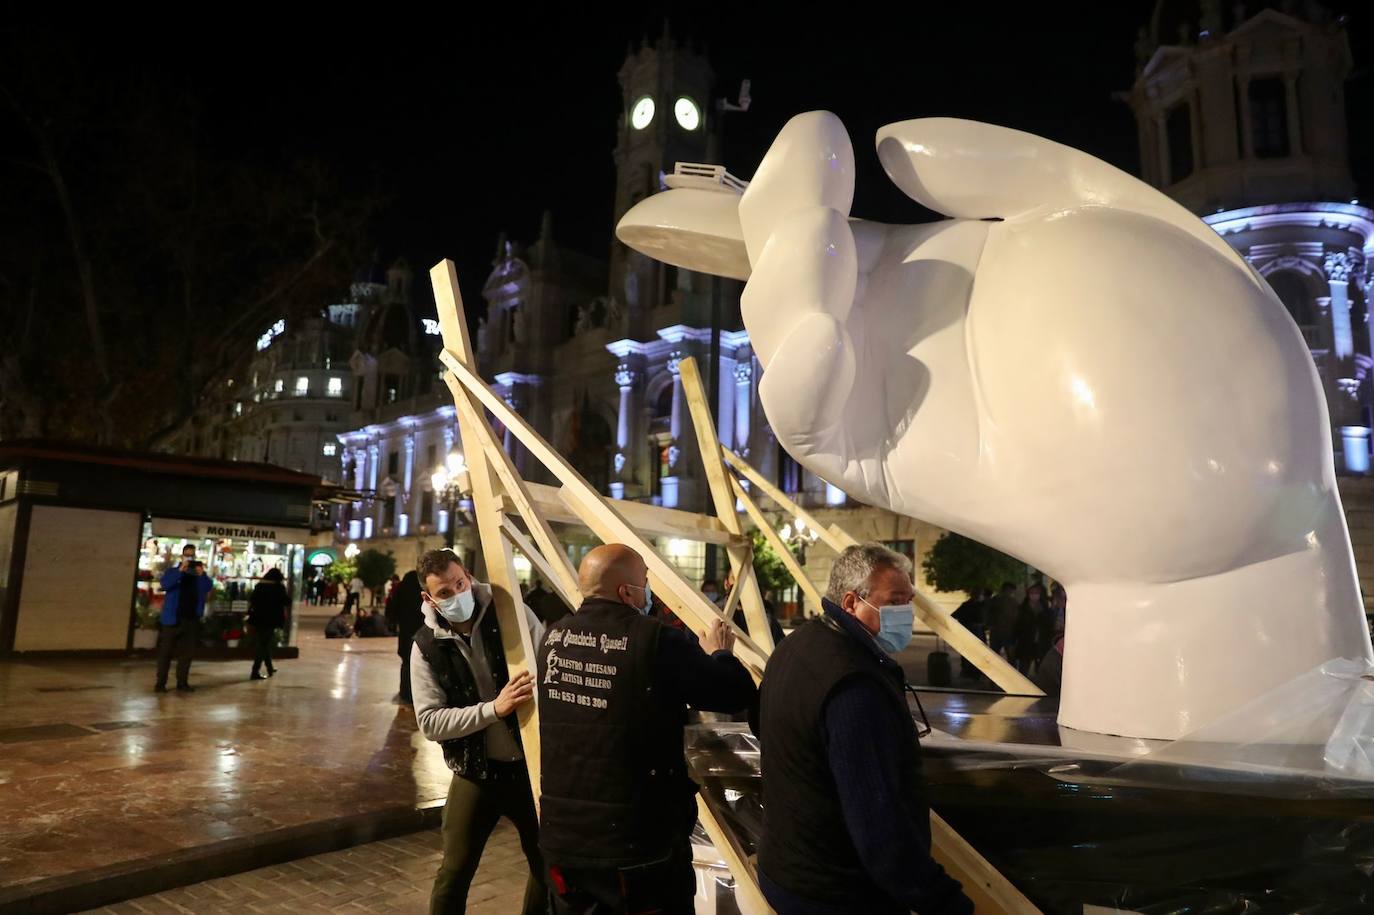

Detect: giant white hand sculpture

[617,111,1374,740]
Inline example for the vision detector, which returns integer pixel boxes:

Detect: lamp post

[344,543,360,560]
[431,452,472,551]
[779,517,820,617]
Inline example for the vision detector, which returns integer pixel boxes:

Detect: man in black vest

[757,543,973,915]
[410,549,548,915]
[538,543,756,915]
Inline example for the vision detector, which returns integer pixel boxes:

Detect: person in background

[155,546,213,694]
[248,568,290,680]
[986,581,1019,662]
[384,573,401,607]
[701,579,722,606]
[325,608,354,639]
[525,577,570,626]
[357,607,393,638]
[757,543,972,915]
[952,588,991,681]
[1015,582,1047,675]
[388,569,425,705]
[344,574,365,614]
[538,544,756,915]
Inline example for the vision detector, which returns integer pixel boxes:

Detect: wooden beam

[930,813,1041,914]
[431,260,543,807]
[912,591,1043,696]
[695,795,774,915]
[677,357,774,653]
[557,485,770,682]
[721,448,849,554]
[445,378,582,606]
[499,516,579,612]
[506,481,741,546]
[719,551,751,623]
[731,476,826,613]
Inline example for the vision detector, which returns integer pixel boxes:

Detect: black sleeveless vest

[413,603,522,781]
[536,598,685,868]
[757,613,931,905]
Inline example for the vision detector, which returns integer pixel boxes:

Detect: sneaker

[154,684,168,694]
[176,684,195,693]
[250,672,268,681]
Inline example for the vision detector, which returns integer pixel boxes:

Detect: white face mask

[434,589,475,623]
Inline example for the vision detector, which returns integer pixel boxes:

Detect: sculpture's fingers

[739,111,855,268]
[741,206,857,370]
[757,312,856,466]
[875,117,1252,276]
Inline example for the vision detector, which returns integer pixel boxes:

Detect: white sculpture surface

[617,111,1374,740]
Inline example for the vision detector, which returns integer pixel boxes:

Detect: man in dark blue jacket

[757,543,972,915]
[155,545,213,693]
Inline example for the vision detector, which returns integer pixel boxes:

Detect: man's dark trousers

[547,837,695,915]
[432,765,547,915]
[155,622,197,687]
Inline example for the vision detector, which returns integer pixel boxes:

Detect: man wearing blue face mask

[410,548,548,914]
[757,544,973,915]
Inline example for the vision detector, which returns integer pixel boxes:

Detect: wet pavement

[77,825,529,915]
[0,616,451,907]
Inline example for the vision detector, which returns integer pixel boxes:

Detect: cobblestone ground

[80,823,529,915]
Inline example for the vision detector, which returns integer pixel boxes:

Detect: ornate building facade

[1128,1,1374,471]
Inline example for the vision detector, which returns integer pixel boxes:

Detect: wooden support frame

[429,258,1038,914]
[432,261,544,807]
[677,357,775,653]
[723,444,1042,698]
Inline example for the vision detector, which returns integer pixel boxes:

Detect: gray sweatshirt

[410,581,544,762]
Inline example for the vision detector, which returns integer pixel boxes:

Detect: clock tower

[609,24,714,340]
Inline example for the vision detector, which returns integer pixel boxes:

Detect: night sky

[16,1,1374,317]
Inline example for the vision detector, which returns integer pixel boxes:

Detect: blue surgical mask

[626,582,652,615]
[862,596,914,655]
[436,589,475,623]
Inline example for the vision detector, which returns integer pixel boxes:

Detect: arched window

[1266,270,1314,326]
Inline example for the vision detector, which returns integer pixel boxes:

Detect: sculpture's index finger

[739,111,855,268]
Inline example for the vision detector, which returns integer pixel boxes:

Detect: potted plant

[132,599,160,650]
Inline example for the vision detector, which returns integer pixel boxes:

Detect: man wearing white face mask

[410,548,548,915]
[757,544,972,915]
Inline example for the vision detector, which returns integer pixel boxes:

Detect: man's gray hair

[825,543,914,603]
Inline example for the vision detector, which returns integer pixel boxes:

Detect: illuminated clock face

[674,96,700,131]
[631,96,655,130]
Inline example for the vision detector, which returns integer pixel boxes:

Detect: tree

[748,528,797,599]
[921,532,1036,596]
[0,31,377,446]
[354,549,397,593]
[324,559,357,586]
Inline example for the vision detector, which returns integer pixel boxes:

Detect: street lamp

[344,543,359,559]
[431,452,472,550]
[779,517,821,617]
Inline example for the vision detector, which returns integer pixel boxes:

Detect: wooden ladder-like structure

[430,259,1040,915]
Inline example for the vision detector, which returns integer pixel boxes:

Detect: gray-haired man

[756,543,972,915]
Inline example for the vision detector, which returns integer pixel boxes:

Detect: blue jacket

[160,567,213,625]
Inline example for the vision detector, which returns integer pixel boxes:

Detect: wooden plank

[913,591,1044,696]
[431,260,543,808]
[696,795,774,915]
[509,481,741,546]
[499,516,580,612]
[677,357,774,653]
[731,476,826,613]
[721,448,849,554]
[445,378,582,606]
[557,484,770,682]
[931,812,1042,914]
[720,553,752,622]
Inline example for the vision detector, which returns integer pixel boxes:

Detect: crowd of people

[954,579,1067,694]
